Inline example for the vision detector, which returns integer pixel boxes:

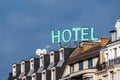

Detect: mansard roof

[67,44,101,65]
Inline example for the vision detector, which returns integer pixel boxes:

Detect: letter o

[62,29,72,42]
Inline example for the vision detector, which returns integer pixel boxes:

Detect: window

[50,52,54,63]
[103,76,107,80]
[51,68,56,80]
[70,64,74,73]
[40,56,44,67]
[21,62,25,73]
[30,62,34,70]
[114,48,117,58]
[79,61,83,70]
[30,59,34,70]
[88,59,93,68]
[110,71,114,80]
[42,71,46,80]
[117,70,120,80]
[60,49,64,60]
[84,77,93,80]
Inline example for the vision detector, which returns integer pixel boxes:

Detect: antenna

[58,42,62,49]
[35,49,47,56]
[42,49,47,55]
[45,45,50,54]
[36,49,42,56]
[70,40,79,48]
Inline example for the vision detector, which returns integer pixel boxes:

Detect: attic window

[60,49,63,52]
[31,60,34,62]
[41,56,43,59]
[52,69,55,72]
[13,66,16,68]
[51,53,54,56]
[42,72,46,75]
[33,75,36,77]
[22,63,25,65]
[23,78,26,80]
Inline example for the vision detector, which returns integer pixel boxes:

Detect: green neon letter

[62,29,72,42]
[81,27,89,41]
[91,27,98,41]
[72,27,81,41]
[52,30,60,43]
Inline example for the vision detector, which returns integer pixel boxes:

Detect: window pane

[70,65,74,73]
[118,70,120,80]
[79,61,83,70]
[88,59,93,68]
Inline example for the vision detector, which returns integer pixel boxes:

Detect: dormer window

[59,48,64,60]
[51,53,54,56]
[30,59,34,70]
[13,66,16,68]
[23,78,26,80]
[42,71,46,75]
[52,69,55,72]
[60,49,63,52]
[40,56,43,59]
[21,62,25,73]
[42,70,46,80]
[12,65,16,77]
[22,63,24,65]
[51,67,56,80]
[40,55,44,67]
[50,51,54,63]
[31,60,34,62]
[32,75,36,77]
[32,74,36,80]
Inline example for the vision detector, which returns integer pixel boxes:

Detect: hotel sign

[51,26,98,43]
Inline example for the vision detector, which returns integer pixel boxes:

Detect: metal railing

[108,57,120,66]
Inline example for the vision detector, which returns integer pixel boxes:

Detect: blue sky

[0,0,120,79]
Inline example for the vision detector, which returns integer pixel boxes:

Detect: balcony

[107,57,120,67]
[70,68,97,78]
[98,63,106,71]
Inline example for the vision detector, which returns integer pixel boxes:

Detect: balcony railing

[107,57,120,67]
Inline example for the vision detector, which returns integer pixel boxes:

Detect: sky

[0,0,120,79]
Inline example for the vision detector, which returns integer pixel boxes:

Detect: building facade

[8,19,120,80]
[97,19,120,80]
[62,37,109,80]
[8,47,75,80]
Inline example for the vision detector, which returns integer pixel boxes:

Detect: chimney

[82,42,98,51]
[115,19,120,40]
[101,36,109,46]
[110,30,117,42]
[69,47,83,58]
